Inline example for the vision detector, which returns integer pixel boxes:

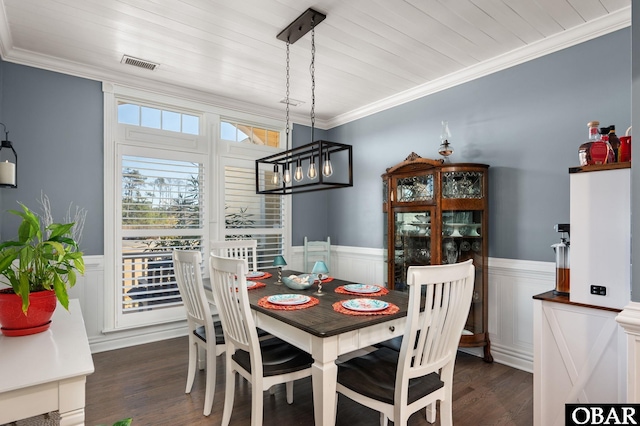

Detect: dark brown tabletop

[246,270,409,338]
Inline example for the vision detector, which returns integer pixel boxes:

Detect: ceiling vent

[121,55,159,71]
[279,97,304,106]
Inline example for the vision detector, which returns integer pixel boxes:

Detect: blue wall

[0,61,104,255]
[317,28,631,262]
[0,27,632,264]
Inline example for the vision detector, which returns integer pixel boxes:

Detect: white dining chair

[335,259,475,426]
[209,254,313,426]
[210,239,258,272]
[172,249,225,417]
[303,236,330,272]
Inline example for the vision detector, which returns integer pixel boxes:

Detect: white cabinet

[0,300,94,425]
[533,294,627,426]
[570,164,631,309]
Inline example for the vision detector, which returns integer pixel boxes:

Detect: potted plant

[0,199,85,336]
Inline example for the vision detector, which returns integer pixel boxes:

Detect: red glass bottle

[578,121,613,166]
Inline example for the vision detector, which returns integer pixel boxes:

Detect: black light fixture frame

[0,123,17,189]
[256,140,352,195]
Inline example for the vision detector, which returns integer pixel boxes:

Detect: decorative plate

[341,298,389,312]
[247,271,266,278]
[247,281,259,289]
[343,284,381,294]
[267,294,311,306]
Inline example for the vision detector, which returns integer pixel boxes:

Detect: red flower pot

[0,289,57,336]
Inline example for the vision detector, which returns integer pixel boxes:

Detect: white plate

[267,294,311,306]
[343,284,381,294]
[247,271,266,278]
[247,281,259,289]
[341,298,389,312]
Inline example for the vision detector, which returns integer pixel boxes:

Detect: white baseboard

[90,323,188,353]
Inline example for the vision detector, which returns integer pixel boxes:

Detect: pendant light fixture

[255,8,353,195]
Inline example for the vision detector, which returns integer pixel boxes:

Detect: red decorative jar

[0,289,57,336]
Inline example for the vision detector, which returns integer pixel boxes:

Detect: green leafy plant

[0,202,85,313]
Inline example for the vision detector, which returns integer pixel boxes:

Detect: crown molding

[324,6,631,129]
[1,46,325,127]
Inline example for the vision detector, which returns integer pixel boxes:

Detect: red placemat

[233,282,266,292]
[321,276,334,283]
[248,272,272,281]
[258,296,319,310]
[332,301,399,316]
[248,282,266,290]
[334,285,388,297]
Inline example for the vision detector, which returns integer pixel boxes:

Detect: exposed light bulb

[283,167,292,184]
[294,162,304,182]
[322,158,333,177]
[307,161,317,179]
[271,165,281,186]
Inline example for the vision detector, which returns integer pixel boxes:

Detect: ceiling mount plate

[276,8,326,44]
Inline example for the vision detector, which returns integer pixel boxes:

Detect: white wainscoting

[74,251,554,370]
[68,255,189,354]
[487,257,555,372]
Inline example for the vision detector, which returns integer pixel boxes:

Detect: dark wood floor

[85,337,532,425]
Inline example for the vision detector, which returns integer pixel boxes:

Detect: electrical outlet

[590,285,607,296]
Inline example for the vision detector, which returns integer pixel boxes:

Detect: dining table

[205,269,409,426]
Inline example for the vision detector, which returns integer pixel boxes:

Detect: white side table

[0,299,94,425]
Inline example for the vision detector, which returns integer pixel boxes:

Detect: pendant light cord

[285,40,291,152]
[310,18,315,144]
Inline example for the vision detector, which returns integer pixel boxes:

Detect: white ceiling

[0,0,631,129]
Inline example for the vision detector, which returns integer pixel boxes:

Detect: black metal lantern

[255,8,353,195]
[0,123,17,188]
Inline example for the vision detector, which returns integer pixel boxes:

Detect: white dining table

[206,272,409,426]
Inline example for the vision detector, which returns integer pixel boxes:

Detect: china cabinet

[382,152,491,361]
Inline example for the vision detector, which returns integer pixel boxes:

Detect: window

[118,102,200,135]
[120,155,204,318]
[104,85,287,331]
[220,120,280,147]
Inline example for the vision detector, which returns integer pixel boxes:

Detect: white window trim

[102,82,290,332]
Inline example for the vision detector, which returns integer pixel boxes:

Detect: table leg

[312,359,338,426]
[59,377,87,426]
[59,408,85,426]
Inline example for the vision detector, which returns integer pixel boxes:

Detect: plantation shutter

[223,162,285,270]
[117,148,206,328]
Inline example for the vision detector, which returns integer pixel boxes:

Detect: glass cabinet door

[395,174,434,202]
[442,170,484,199]
[393,210,433,291]
[442,209,484,335]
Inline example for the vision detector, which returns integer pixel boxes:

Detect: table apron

[253,311,405,362]
[0,376,87,425]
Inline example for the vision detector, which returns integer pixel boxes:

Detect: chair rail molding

[616,302,640,402]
